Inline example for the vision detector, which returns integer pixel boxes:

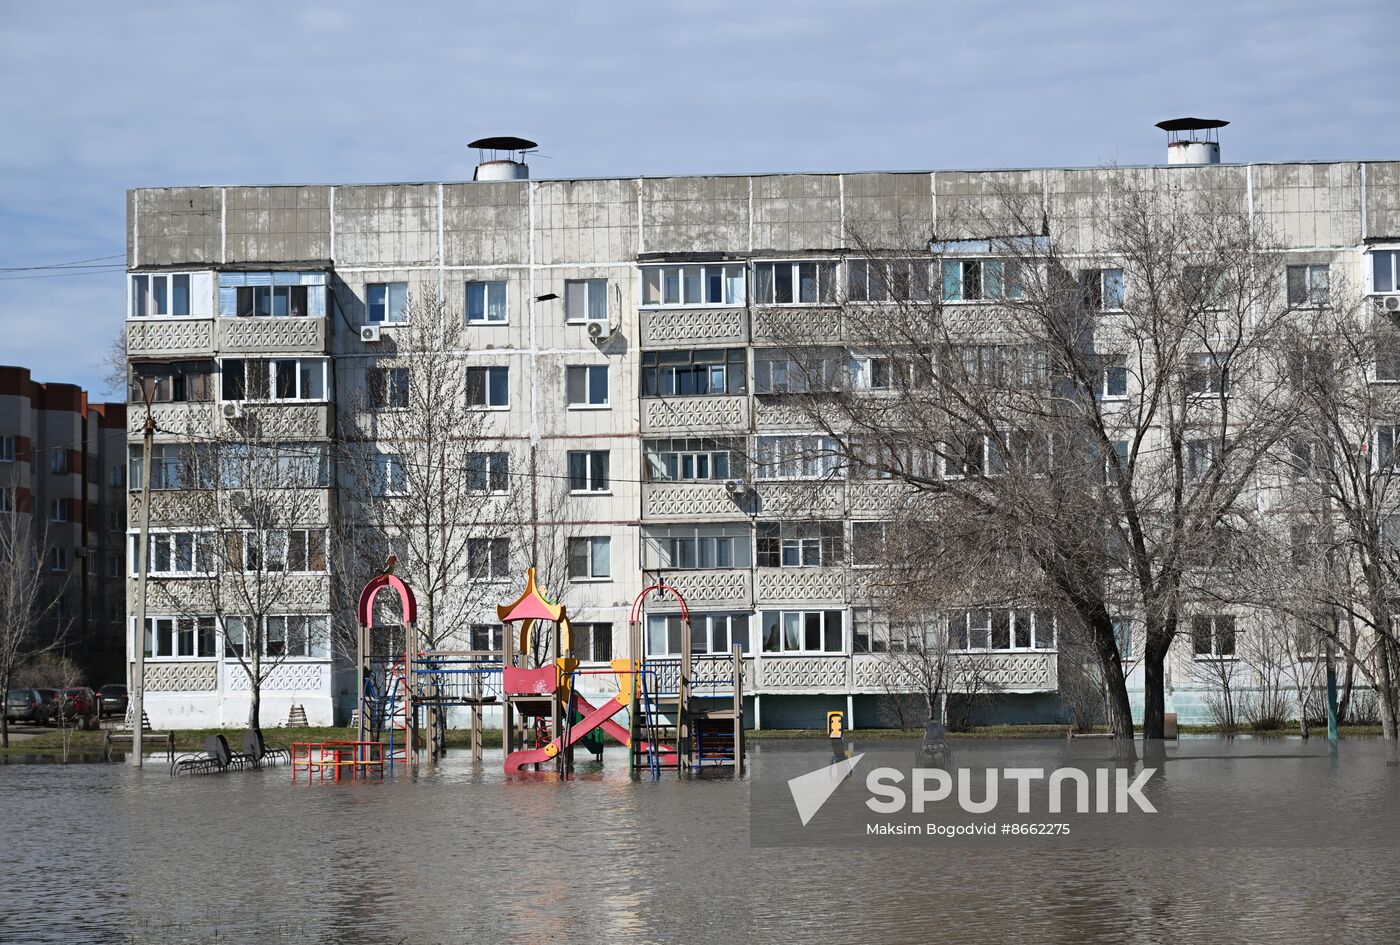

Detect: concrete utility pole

[130,393,154,768]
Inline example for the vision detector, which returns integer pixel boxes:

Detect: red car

[51,688,99,729]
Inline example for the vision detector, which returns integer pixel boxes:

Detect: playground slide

[503,692,676,772]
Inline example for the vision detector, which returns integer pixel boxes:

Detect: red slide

[503,692,676,772]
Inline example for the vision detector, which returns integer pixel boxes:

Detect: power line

[0,253,125,272]
[0,265,125,282]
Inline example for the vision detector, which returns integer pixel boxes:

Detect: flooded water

[3,737,1399,944]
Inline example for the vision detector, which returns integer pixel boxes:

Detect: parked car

[5,688,45,724]
[51,688,98,729]
[33,689,57,725]
[96,684,128,719]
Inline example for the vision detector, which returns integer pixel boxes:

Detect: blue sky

[2,0,1397,395]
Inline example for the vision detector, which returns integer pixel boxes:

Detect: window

[566,365,609,407]
[1287,264,1330,306]
[940,258,1022,302]
[143,616,218,659]
[573,622,615,662]
[942,344,1048,390]
[132,531,215,576]
[466,367,509,409]
[128,444,201,491]
[1374,426,1400,470]
[1192,615,1237,658]
[50,547,68,572]
[848,353,923,391]
[753,348,846,394]
[1186,438,1227,480]
[48,499,68,523]
[1185,353,1229,396]
[845,258,931,303]
[1290,525,1316,566]
[1371,251,1400,294]
[369,367,409,410]
[1097,356,1128,400]
[1080,268,1125,311]
[642,264,746,307]
[564,278,609,323]
[643,438,738,482]
[642,524,752,569]
[1183,266,1227,310]
[1286,439,1320,480]
[465,451,509,493]
[760,609,844,654]
[108,464,125,487]
[754,435,840,480]
[752,261,837,305]
[567,451,610,492]
[465,280,507,324]
[0,436,13,462]
[757,521,842,568]
[220,358,328,402]
[367,282,408,324]
[646,613,751,656]
[641,349,747,396]
[851,521,886,567]
[217,443,328,489]
[0,489,12,513]
[852,609,928,653]
[567,536,611,580]
[129,361,215,404]
[218,272,326,317]
[950,609,1055,651]
[469,623,503,653]
[373,454,408,496]
[50,451,68,475]
[1112,617,1132,658]
[223,615,329,659]
[130,273,193,317]
[467,537,510,581]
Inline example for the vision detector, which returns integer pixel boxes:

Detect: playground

[293,567,746,782]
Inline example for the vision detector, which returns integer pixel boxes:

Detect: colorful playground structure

[334,567,744,779]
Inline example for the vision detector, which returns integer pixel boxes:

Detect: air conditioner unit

[361,325,382,343]
[1380,295,1400,314]
[586,319,613,342]
[222,402,245,420]
[724,478,748,496]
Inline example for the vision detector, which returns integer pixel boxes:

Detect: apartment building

[124,132,1400,729]
[0,366,128,684]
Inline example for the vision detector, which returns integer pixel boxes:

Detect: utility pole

[130,391,154,768]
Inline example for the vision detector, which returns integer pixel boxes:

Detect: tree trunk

[1089,619,1136,748]
[1142,640,1168,766]
[1373,638,1399,764]
[249,683,262,736]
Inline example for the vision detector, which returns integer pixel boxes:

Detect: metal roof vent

[470,136,537,181]
[1156,118,1227,165]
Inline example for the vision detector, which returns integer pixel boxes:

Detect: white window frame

[567,536,612,581]
[50,450,68,474]
[465,451,510,494]
[466,366,510,410]
[373,454,408,496]
[646,612,752,657]
[643,438,737,483]
[129,530,217,577]
[643,523,752,570]
[1097,356,1129,400]
[48,498,68,523]
[141,615,219,660]
[1191,614,1238,660]
[752,260,839,305]
[641,263,747,308]
[1370,250,1400,295]
[1185,352,1229,396]
[759,609,845,655]
[50,546,69,572]
[950,608,1056,652]
[567,450,610,494]
[939,257,1024,303]
[0,435,14,462]
[564,278,609,324]
[369,366,410,410]
[565,365,610,409]
[219,357,329,403]
[366,282,409,325]
[129,272,200,319]
[753,434,841,480]
[467,536,511,582]
[845,258,932,303]
[222,614,330,660]
[1287,263,1330,307]
[465,280,508,324]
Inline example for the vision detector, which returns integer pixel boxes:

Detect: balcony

[218,316,327,355]
[217,402,334,439]
[640,308,748,347]
[642,482,748,519]
[644,569,752,612]
[129,402,217,439]
[640,395,749,435]
[740,650,1059,695]
[750,305,843,346]
[127,318,216,358]
[753,481,844,517]
[755,567,845,603]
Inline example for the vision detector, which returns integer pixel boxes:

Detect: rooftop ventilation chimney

[1156,118,1227,165]
[469,136,537,181]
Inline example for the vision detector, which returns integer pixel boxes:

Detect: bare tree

[146,422,328,736]
[761,188,1299,753]
[0,497,72,747]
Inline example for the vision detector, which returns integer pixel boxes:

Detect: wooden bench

[104,713,175,763]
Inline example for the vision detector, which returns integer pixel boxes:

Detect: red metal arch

[629,583,691,625]
[357,573,418,628]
